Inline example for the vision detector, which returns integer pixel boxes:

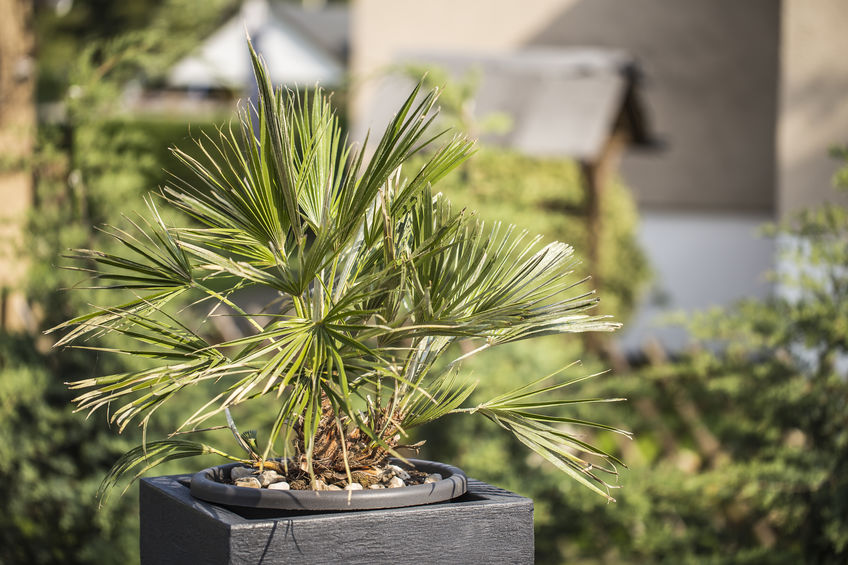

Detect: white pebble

[387,476,405,488]
[345,482,364,490]
[267,481,290,490]
[234,477,261,489]
[387,464,411,481]
[368,484,384,489]
[258,470,283,487]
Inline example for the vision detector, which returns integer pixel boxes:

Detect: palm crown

[53,42,629,501]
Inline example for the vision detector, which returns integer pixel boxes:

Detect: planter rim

[189,458,467,511]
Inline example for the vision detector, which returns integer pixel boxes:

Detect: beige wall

[777,0,848,217]
[351,0,568,73]
[351,0,781,213]
[525,0,779,213]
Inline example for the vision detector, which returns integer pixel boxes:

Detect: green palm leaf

[57,37,629,499]
[98,439,244,503]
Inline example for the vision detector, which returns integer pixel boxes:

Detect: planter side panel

[230,497,533,564]
[141,476,534,565]
[140,478,231,565]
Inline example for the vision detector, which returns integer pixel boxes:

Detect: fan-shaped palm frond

[55,37,628,498]
[468,367,630,501]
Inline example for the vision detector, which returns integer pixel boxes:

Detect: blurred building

[168,0,348,90]
[350,0,848,351]
[362,48,657,294]
[128,0,350,115]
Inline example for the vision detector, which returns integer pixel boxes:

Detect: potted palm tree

[53,42,628,521]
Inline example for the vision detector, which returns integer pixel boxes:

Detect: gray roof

[363,48,652,161]
[167,0,349,89]
[273,3,350,62]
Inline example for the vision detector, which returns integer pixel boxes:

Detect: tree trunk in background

[581,128,628,354]
[0,0,35,331]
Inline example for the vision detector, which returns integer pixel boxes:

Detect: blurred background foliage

[0,1,846,563]
[421,149,848,564]
[1,1,238,562]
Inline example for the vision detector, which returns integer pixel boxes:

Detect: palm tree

[53,42,630,501]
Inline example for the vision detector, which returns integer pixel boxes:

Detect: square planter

[140,474,534,564]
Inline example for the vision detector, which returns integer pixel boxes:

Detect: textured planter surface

[190,458,467,511]
[141,473,534,564]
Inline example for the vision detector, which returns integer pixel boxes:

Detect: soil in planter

[228,460,440,491]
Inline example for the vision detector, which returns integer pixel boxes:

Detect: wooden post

[580,128,629,353]
[581,128,630,292]
[0,0,35,332]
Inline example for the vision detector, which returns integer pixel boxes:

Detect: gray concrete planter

[190,458,467,512]
[140,471,534,564]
